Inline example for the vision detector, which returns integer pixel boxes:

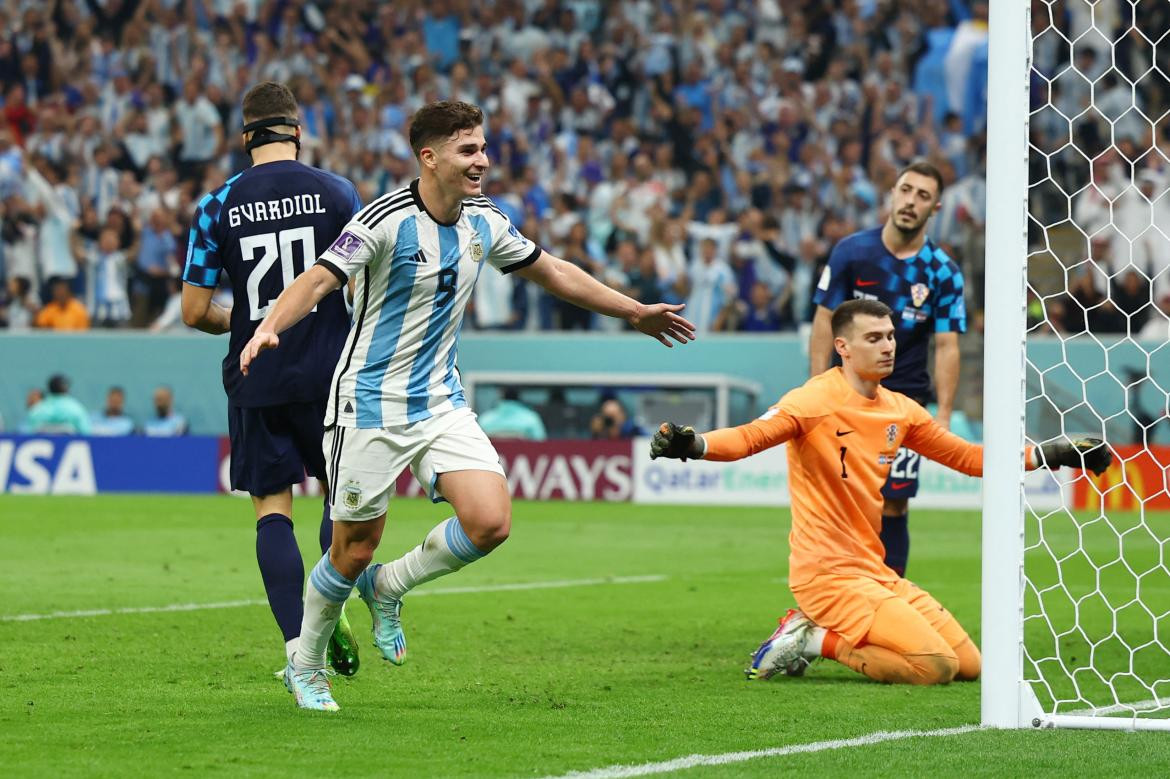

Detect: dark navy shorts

[227,398,328,496]
[880,395,930,500]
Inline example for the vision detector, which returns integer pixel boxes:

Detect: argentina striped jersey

[316,179,541,428]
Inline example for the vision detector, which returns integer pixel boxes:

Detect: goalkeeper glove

[650,422,705,461]
[1035,436,1112,476]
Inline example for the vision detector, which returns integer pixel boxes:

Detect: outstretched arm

[651,407,805,463]
[516,251,696,347]
[906,417,1111,478]
[240,264,341,374]
[904,421,985,476]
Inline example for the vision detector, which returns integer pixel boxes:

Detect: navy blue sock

[880,513,910,577]
[256,513,305,642]
[319,500,333,554]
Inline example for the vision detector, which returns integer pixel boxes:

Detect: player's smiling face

[433,125,489,198]
[837,314,896,381]
[889,171,940,235]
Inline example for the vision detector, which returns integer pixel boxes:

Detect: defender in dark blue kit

[180,82,362,679]
[809,161,966,577]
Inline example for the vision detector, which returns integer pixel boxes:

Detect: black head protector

[242,116,301,153]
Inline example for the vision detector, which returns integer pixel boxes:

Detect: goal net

[983,0,1170,730]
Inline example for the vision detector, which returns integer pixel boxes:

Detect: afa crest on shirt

[470,238,484,262]
[886,423,898,445]
[910,283,930,307]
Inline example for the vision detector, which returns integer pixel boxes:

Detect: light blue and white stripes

[309,554,356,604]
[443,518,485,563]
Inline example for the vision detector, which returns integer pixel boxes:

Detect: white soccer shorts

[324,407,505,521]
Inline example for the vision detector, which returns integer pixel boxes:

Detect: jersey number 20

[241,226,317,320]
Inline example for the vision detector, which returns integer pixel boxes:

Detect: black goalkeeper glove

[1035,436,1112,476]
[649,422,705,461]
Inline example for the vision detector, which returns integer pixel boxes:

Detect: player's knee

[458,507,511,552]
[909,653,959,685]
[953,640,982,681]
[477,511,511,551]
[332,539,376,575]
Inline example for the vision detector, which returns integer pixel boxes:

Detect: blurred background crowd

[0,0,1163,337]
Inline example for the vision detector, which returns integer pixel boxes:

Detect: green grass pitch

[2,495,1169,777]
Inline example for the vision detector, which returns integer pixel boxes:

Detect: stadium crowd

[0,0,1154,337]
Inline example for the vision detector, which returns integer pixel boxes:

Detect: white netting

[1024,0,1170,722]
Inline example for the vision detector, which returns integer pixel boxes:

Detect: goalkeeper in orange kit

[651,299,1112,685]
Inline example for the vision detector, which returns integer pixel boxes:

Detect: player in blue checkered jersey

[180,83,363,702]
[809,161,966,578]
[239,100,696,711]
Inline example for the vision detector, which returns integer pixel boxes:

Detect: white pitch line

[0,574,669,623]
[539,725,982,779]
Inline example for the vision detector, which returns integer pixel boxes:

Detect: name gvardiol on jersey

[227,194,328,227]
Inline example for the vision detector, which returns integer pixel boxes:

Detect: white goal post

[982,0,1170,731]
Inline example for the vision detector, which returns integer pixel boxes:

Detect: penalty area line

[0,574,669,623]
[539,725,982,779]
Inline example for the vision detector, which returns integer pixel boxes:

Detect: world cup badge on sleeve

[470,238,484,262]
[910,283,930,307]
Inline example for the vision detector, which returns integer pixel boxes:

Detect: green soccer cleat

[355,563,407,665]
[327,605,361,677]
[282,664,340,711]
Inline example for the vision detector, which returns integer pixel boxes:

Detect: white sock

[376,517,486,600]
[295,554,355,671]
[284,637,299,665]
[804,626,828,658]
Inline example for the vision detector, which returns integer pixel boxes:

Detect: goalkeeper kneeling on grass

[652,299,1111,685]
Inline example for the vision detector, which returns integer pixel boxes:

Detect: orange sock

[821,631,842,659]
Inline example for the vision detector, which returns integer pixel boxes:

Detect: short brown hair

[896,160,945,199]
[241,82,298,123]
[831,299,894,337]
[408,100,484,157]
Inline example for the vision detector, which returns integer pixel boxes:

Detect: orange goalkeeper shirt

[704,368,985,587]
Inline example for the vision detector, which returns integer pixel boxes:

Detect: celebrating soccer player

[808,162,964,577]
[181,82,362,680]
[651,299,1110,685]
[240,100,696,711]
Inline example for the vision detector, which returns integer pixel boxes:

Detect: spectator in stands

[682,237,737,333]
[90,385,138,436]
[0,1,1009,333]
[143,385,188,437]
[148,277,188,332]
[0,276,37,329]
[34,276,89,330]
[172,78,224,185]
[478,388,548,441]
[590,397,642,439]
[129,208,178,327]
[22,374,91,435]
[90,227,132,327]
[731,279,788,333]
